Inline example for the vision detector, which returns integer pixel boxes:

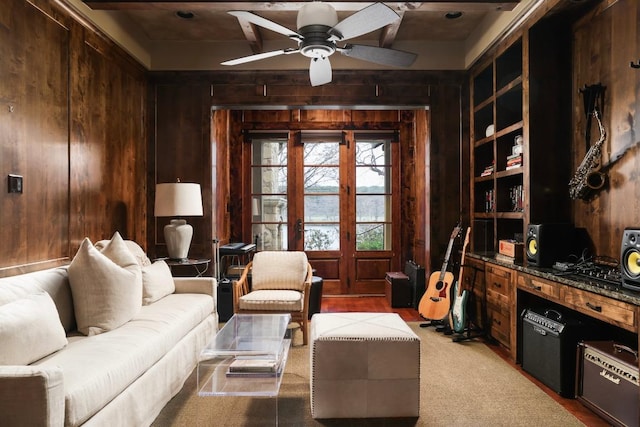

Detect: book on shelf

[480,164,494,177]
[506,164,522,170]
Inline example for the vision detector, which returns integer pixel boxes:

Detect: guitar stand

[419,318,446,329]
[451,265,486,343]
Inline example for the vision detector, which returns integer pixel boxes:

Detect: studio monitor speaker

[526,223,574,267]
[621,228,640,291]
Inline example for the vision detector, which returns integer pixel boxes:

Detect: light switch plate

[8,174,23,193]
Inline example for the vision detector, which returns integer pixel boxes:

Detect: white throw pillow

[0,292,68,365]
[68,232,142,336]
[95,238,152,268]
[141,260,175,305]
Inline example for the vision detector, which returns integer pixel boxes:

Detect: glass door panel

[251,138,288,251]
[302,141,341,251]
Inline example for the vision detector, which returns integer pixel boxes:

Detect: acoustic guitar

[450,227,471,333]
[418,225,460,321]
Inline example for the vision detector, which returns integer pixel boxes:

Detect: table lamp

[154,181,203,262]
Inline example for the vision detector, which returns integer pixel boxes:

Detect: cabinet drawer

[487,307,510,349]
[516,273,559,300]
[561,286,637,332]
[485,264,511,298]
[486,287,510,309]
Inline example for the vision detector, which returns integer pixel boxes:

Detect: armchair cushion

[251,251,309,291]
[238,290,303,311]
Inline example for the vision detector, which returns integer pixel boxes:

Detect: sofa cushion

[141,260,175,305]
[34,293,213,427]
[0,292,68,365]
[95,238,151,268]
[68,232,142,336]
[0,267,75,333]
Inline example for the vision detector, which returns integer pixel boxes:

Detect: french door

[247,130,400,295]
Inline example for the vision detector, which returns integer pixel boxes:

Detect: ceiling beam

[235,17,263,54]
[81,1,520,13]
[379,10,402,48]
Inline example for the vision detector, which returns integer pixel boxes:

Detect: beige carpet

[152,322,584,426]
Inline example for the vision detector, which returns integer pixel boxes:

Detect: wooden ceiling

[80,1,521,54]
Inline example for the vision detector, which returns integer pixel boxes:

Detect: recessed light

[175,11,195,19]
[445,11,463,20]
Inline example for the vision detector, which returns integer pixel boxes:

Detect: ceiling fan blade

[309,57,332,87]
[329,3,399,41]
[228,11,302,39]
[338,44,417,67]
[221,49,296,66]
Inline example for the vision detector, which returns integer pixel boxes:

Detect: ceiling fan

[222,2,417,86]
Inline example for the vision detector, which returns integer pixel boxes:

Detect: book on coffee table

[228,358,277,373]
[226,357,283,377]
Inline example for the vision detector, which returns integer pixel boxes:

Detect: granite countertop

[468,252,640,306]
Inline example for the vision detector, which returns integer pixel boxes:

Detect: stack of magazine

[226,357,283,378]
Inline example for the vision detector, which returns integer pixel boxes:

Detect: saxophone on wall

[568,109,607,200]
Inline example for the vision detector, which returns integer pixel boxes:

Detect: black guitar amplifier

[577,341,639,427]
[385,272,412,308]
[404,260,426,309]
[521,308,604,397]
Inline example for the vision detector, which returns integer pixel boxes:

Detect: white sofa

[0,234,218,426]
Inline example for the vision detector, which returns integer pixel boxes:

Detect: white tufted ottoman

[310,312,420,419]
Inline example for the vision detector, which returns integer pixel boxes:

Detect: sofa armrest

[0,366,64,427]
[173,277,217,297]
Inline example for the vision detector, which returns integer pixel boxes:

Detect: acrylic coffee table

[197,313,292,425]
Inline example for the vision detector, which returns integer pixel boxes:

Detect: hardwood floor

[320,295,609,427]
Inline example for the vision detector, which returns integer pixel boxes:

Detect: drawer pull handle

[586,302,602,312]
[529,284,542,291]
[494,282,501,288]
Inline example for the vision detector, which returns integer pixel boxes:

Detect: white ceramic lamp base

[164,219,193,261]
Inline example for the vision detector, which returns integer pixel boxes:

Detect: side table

[155,258,211,277]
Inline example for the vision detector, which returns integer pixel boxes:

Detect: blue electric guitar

[450,227,471,333]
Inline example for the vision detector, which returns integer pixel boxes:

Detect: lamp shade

[154,182,203,217]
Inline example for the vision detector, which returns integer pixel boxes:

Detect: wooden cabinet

[485,263,514,349]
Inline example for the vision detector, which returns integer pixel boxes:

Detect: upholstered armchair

[233,251,313,345]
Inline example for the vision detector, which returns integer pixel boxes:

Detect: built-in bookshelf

[471,37,525,254]
[470,11,573,257]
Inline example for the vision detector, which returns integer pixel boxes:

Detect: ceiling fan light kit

[222,2,417,87]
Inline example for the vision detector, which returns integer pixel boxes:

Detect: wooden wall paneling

[572,0,640,259]
[428,85,463,272]
[0,0,69,273]
[69,23,147,254]
[409,109,430,273]
[399,110,421,267]
[227,110,244,242]
[153,83,212,260]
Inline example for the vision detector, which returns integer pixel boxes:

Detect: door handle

[296,219,303,239]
